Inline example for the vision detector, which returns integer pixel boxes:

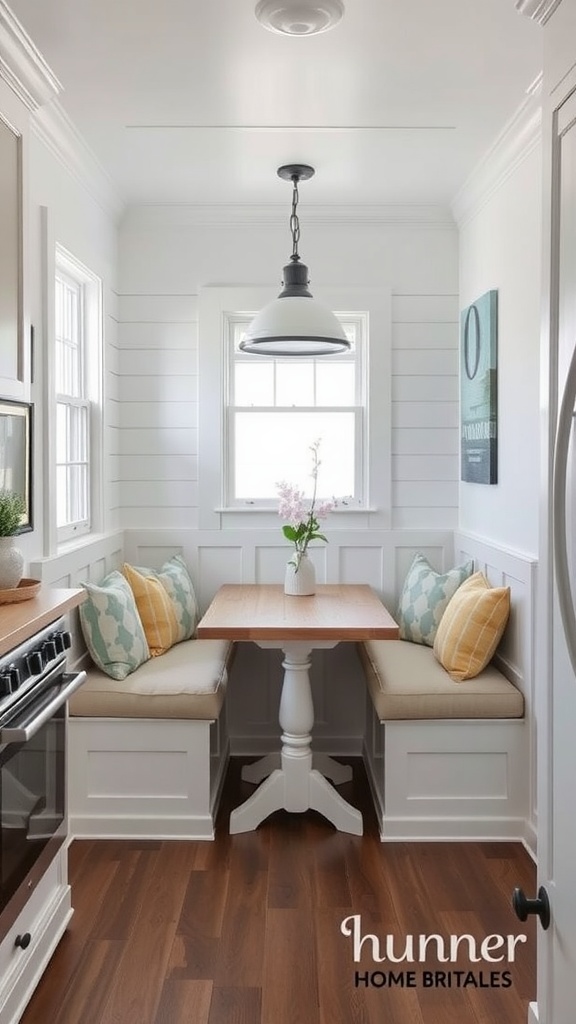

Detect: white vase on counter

[284,553,316,596]
[0,536,24,589]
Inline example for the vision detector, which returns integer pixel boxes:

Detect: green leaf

[282,525,298,542]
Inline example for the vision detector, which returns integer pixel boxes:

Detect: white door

[536,81,576,1023]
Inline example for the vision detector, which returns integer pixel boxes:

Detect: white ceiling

[8,0,543,207]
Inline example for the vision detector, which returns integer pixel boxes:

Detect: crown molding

[121,203,456,229]
[451,75,542,227]
[0,1,60,111]
[514,0,563,25]
[32,100,125,222]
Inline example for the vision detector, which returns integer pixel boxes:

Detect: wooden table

[197,584,399,835]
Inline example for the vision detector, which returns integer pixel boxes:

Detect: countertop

[0,587,86,656]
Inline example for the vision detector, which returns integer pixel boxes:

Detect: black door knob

[15,932,32,950]
[512,886,550,930]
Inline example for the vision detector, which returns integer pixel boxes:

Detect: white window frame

[224,312,367,509]
[54,244,103,545]
[198,286,392,530]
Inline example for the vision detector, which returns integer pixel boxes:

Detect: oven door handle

[0,670,86,743]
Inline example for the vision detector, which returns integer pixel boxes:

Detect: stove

[0,616,85,937]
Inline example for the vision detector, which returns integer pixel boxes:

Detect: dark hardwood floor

[20,758,536,1024]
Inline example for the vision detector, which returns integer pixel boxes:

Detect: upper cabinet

[0,2,60,399]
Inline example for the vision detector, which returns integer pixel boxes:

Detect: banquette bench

[358,639,527,842]
[68,637,235,839]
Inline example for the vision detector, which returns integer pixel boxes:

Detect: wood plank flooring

[20,758,536,1024]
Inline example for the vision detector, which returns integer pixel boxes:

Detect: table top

[196,584,399,642]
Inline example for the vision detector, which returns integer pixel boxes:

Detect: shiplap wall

[391,295,458,527]
[113,249,459,531]
[110,294,199,529]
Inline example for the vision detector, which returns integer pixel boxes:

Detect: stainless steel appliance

[0,617,85,940]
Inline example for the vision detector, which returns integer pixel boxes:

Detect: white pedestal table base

[230,641,362,836]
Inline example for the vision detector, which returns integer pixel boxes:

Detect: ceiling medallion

[255,0,345,36]
[514,0,562,24]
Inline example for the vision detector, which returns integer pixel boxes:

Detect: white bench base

[364,690,530,844]
[68,705,229,840]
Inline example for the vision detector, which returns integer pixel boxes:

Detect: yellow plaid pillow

[433,572,510,681]
[122,563,179,657]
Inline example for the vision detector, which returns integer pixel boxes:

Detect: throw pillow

[121,563,180,657]
[396,553,474,646]
[433,571,511,681]
[134,554,198,642]
[79,570,150,680]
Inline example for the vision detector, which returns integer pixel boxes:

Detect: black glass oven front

[0,697,65,919]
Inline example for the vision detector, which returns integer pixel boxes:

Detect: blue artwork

[460,289,498,485]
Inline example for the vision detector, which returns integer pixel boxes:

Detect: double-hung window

[225,313,367,507]
[55,247,102,542]
[198,285,391,527]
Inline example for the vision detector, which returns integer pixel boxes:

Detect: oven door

[0,669,85,923]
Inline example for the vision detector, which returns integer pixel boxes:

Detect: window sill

[214,506,378,514]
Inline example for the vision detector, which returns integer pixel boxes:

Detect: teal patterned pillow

[79,570,150,679]
[136,555,198,642]
[397,553,474,646]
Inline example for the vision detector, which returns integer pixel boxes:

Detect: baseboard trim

[69,815,216,841]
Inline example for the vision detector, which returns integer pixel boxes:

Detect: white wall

[117,207,460,533]
[455,115,542,557]
[27,130,120,553]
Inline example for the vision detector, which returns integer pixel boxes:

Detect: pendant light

[239,164,351,357]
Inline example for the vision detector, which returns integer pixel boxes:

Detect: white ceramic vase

[284,552,316,596]
[0,536,24,590]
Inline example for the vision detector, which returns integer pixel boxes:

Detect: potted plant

[0,489,26,589]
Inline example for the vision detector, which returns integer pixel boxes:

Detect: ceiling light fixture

[239,164,350,357]
[255,0,344,36]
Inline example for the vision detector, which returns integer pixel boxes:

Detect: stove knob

[0,672,12,698]
[42,640,57,662]
[7,665,20,690]
[61,630,72,650]
[26,650,44,676]
[53,632,65,654]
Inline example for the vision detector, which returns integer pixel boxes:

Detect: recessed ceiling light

[255,0,344,36]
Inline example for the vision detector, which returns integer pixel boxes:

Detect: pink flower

[276,442,338,570]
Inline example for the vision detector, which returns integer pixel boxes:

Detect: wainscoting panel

[454,530,537,851]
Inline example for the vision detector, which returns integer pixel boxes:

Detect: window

[225,314,366,506]
[198,286,391,529]
[55,247,102,542]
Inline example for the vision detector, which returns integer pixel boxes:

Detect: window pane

[275,362,314,406]
[56,403,67,462]
[56,274,83,398]
[234,411,355,499]
[235,362,274,406]
[316,363,356,406]
[56,466,67,527]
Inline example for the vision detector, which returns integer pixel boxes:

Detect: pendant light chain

[289,175,301,263]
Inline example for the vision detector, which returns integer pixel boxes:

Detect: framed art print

[460,289,498,485]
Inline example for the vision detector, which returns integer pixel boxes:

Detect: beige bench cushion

[69,638,233,720]
[358,639,524,720]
